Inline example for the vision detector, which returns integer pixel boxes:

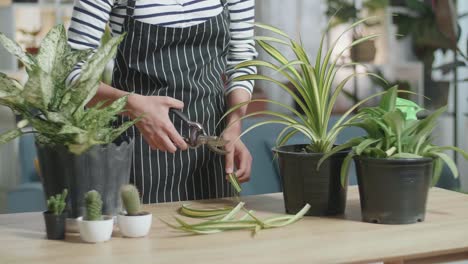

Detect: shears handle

[169,108,205,147]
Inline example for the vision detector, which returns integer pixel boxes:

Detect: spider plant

[222,18,385,153]
[319,87,468,186]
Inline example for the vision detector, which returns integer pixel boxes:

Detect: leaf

[432,158,443,186]
[355,139,380,156]
[379,86,398,112]
[341,153,354,187]
[62,34,125,115]
[36,25,68,74]
[430,151,459,179]
[0,32,36,71]
[318,137,363,169]
[0,129,23,144]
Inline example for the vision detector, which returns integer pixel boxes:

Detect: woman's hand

[223,122,252,183]
[224,89,253,183]
[126,94,188,153]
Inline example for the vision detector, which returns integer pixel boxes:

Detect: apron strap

[127,0,136,17]
[220,0,228,7]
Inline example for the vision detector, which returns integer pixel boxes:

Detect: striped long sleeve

[66,0,257,95]
[225,0,257,95]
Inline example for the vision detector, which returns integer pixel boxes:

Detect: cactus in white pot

[117,184,152,238]
[77,190,114,243]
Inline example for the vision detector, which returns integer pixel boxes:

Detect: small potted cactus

[77,190,114,243]
[43,189,68,240]
[117,185,152,238]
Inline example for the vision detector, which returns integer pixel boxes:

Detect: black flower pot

[43,211,67,240]
[273,144,349,216]
[36,138,134,218]
[354,157,433,224]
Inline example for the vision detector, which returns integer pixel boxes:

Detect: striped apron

[112,0,232,203]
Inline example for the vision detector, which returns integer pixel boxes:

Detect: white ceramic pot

[117,213,152,238]
[77,216,114,243]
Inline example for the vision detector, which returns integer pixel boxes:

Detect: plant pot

[350,39,376,63]
[273,144,348,216]
[354,157,433,224]
[43,211,67,240]
[77,216,114,243]
[36,138,134,219]
[117,212,152,238]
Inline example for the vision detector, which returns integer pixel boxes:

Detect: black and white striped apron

[112,0,232,203]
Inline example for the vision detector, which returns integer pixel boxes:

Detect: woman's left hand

[223,89,253,183]
[223,122,252,183]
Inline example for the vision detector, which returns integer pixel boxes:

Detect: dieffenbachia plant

[0,25,138,154]
[319,87,468,186]
[221,18,387,153]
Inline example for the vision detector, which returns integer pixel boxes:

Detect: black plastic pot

[36,138,134,218]
[273,144,349,216]
[43,211,67,240]
[355,157,433,224]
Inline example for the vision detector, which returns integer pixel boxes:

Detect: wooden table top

[1,187,468,264]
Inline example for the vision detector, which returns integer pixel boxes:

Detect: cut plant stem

[164,203,311,235]
[228,172,242,193]
[178,204,233,218]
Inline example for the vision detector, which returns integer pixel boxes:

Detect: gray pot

[36,138,134,218]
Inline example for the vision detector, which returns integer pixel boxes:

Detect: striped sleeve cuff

[225,65,257,96]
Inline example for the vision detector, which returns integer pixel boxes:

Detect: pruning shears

[170,109,229,155]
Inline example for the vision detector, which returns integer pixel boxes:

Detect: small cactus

[47,189,68,216]
[84,190,103,221]
[120,184,141,216]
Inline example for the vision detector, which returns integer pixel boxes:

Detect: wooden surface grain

[1,187,468,264]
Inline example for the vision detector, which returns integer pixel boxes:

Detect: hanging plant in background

[0,25,139,154]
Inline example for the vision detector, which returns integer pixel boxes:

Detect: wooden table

[1,187,468,264]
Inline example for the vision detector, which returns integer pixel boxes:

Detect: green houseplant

[43,189,68,240]
[393,0,460,109]
[0,25,137,221]
[320,87,468,224]
[117,184,152,238]
[224,19,384,216]
[77,190,114,243]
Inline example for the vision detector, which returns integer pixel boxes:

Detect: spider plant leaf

[228,173,242,194]
[254,23,291,39]
[219,99,308,129]
[320,17,378,84]
[276,127,299,147]
[431,158,443,186]
[232,74,311,118]
[341,153,354,187]
[178,204,233,218]
[318,137,363,169]
[430,151,458,178]
[254,36,290,45]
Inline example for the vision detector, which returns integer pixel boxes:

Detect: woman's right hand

[125,94,188,153]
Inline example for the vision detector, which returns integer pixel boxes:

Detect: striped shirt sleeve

[66,0,114,86]
[225,0,257,96]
